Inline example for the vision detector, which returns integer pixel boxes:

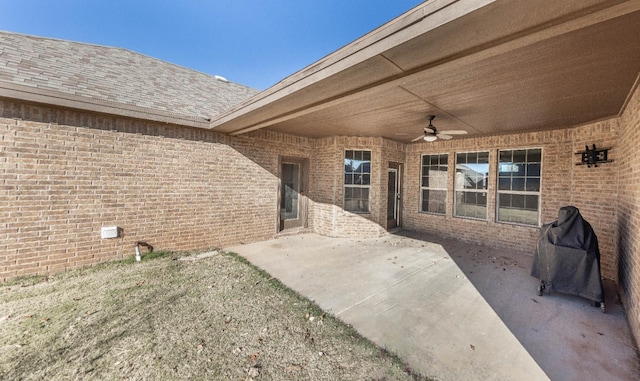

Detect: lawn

[0,250,429,380]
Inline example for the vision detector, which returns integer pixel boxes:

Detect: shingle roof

[0,31,259,121]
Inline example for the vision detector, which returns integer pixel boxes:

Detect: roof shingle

[0,31,259,120]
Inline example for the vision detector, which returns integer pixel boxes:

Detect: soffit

[209,0,640,143]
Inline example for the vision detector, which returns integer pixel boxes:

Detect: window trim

[419,153,448,215]
[496,147,543,227]
[343,149,372,214]
[453,150,490,221]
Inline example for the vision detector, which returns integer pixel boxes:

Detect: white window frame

[496,148,542,226]
[344,149,371,214]
[420,153,448,215]
[454,151,490,220]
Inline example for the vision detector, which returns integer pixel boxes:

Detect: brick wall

[310,136,408,238]
[3,90,639,351]
[0,100,313,281]
[403,124,620,280]
[617,80,640,344]
[569,121,619,278]
[311,137,341,236]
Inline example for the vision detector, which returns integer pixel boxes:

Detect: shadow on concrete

[395,230,640,381]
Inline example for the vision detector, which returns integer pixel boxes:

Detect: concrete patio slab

[231,232,607,380]
[229,232,640,380]
[398,231,640,381]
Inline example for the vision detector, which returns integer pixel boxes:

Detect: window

[420,154,448,214]
[344,150,371,213]
[455,151,489,219]
[497,148,541,225]
[281,163,300,221]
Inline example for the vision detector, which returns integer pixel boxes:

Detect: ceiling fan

[411,115,468,142]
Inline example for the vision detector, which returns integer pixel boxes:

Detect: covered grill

[531,206,605,312]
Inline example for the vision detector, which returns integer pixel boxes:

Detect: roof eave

[0,81,212,128]
[207,0,496,131]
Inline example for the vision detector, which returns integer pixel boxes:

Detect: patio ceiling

[209,0,640,143]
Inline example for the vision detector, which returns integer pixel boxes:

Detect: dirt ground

[0,250,429,380]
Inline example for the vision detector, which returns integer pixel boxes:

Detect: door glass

[387,170,397,220]
[281,163,300,221]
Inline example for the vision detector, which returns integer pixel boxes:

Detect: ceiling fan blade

[439,130,468,135]
[424,127,435,134]
[437,133,453,140]
[411,135,425,142]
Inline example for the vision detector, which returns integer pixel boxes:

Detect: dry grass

[0,250,431,380]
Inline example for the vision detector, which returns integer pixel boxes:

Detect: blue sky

[0,0,423,90]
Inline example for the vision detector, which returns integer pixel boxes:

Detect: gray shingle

[0,31,259,120]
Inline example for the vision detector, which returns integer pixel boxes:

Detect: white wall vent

[101,226,120,239]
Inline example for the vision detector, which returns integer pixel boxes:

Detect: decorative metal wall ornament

[575,144,612,167]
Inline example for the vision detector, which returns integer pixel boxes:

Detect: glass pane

[281,163,300,221]
[497,193,539,225]
[345,186,370,213]
[512,177,525,191]
[421,190,429,212]
[527,149,542,163]
[498,177,511,190]
[456,151,488,191]
[345,150,354,160]
[477,171,488,189]
[364,161,371,173]
[526,177,540,192]
[423,155,448,190]
[387,171,397,220]
[345,160,353,173]
[527,163,541,176]
[513,150,527,163]
[499,150,512,162]
[525,194,539,211]
[478,192,487,206]
[455,191,486,219]
[462,166,487,190]
[499,193,511,207]
[512,194,525,208]
[361,188,370,212]
[423,189,446,214]
[362,151,371,161]
[513,163,525,176]
[432,167,448,188]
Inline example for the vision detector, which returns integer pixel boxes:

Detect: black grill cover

[531,206,604,303]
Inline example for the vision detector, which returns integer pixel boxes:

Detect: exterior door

[279,158,308,231]
[387,165,401,229]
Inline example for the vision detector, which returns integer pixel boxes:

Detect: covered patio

[2,1,639,376]
[229,233,639,380]
[214,1,640,365]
